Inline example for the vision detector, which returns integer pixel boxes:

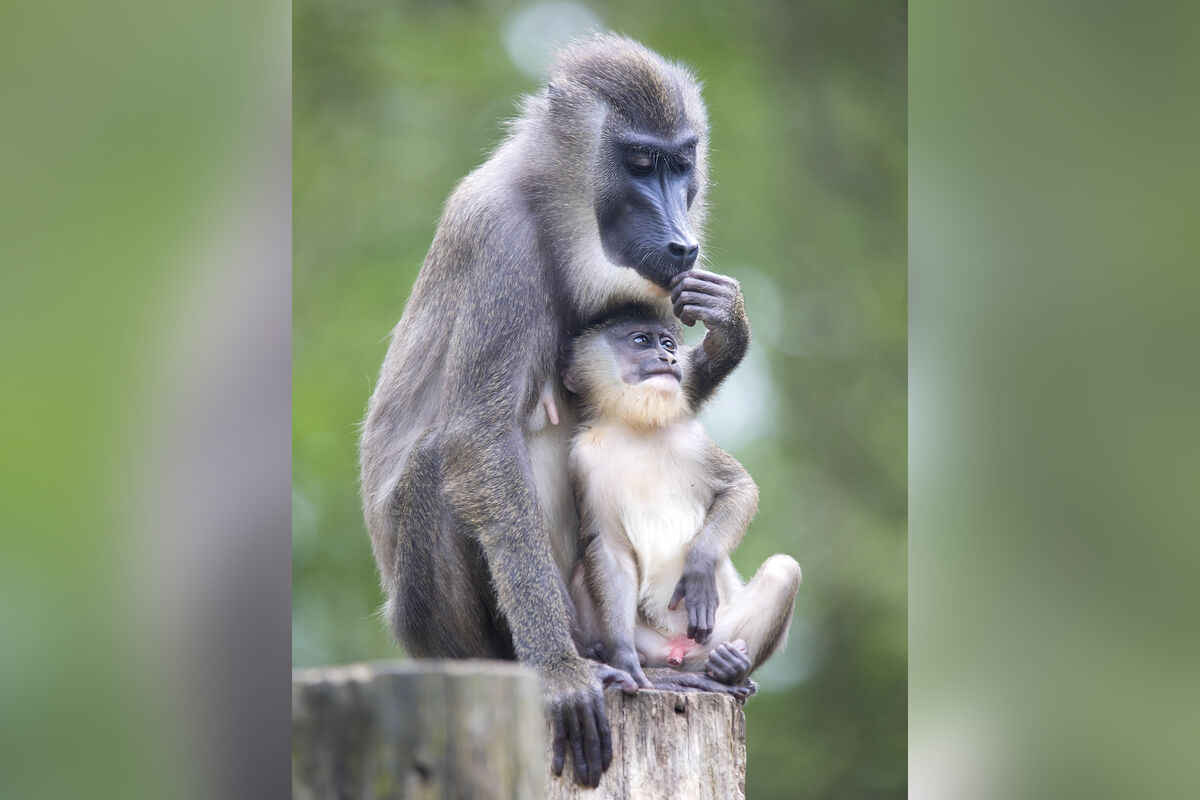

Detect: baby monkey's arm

[669,444,759,644]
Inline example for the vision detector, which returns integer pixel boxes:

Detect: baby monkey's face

[607,320,683,392]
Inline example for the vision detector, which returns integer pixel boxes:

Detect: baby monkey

[563,302,802,696]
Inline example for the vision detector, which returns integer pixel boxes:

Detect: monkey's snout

[667,240,699,269]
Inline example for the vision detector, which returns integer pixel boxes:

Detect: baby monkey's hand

[669,561,720,644]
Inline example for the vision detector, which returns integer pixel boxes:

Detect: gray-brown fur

[359,34,749,787]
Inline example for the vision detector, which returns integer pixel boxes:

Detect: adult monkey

[360,34,750,787]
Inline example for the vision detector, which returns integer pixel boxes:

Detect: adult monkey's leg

[385,433,513,659]
[442,419,636,788]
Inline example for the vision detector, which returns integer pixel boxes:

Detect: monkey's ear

[561,364,580,395]
[547,81,562,100]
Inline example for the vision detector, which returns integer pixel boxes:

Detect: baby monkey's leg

[689,554,802,683]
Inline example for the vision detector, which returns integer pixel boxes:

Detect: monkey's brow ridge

[616,132,699,157]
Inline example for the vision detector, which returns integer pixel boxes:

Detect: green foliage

[294,1,906,796]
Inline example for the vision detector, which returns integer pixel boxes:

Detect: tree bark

[545,688,746,800]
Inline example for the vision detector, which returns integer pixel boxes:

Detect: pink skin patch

[664,636,698,667]
[540,383,559,425]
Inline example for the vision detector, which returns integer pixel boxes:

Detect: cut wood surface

[292,660,747,800]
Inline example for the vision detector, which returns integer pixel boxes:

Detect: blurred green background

[294,1,906,797]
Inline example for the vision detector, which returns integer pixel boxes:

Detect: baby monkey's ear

[561,362,581,395]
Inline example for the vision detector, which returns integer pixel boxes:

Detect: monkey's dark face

[594,129,701,289]
[607,320,683,388]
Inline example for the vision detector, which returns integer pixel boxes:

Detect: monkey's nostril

[667,241,699,268]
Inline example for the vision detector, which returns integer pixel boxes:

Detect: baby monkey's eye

[632,334,650,345]
[661,338,676,351]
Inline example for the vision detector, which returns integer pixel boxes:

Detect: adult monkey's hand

[671,269,751,407]
[546,657,638,787]
[670,268,745,332]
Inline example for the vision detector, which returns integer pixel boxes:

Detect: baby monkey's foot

[642,668,752,700]
[704,639,751,686]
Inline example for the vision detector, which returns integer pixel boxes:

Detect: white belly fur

[572,419,714,633]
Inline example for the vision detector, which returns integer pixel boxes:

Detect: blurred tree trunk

[293,661,544,800]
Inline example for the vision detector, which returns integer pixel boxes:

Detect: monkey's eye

[632,333,650,346]
[661,338,676,352]
[625,153,655,176]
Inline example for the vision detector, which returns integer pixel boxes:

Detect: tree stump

[545,688,746,800]
[292,661,747,800]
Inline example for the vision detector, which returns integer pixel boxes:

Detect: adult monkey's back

[360,34,750,787]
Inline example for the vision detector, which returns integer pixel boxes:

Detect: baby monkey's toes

[704,639,751,686]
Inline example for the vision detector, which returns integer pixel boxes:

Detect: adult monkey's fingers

[580,701,602,787]
[566,704,588,786]
[672,300,698,327]
[551,708,567,776]
[688,268,737,288]
[594,692,613,770]
[671,267,733,289]
[679,305,704,326]
[670,277,719,305]
[673,290,718,308]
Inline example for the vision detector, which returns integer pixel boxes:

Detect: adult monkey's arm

[441,346,636,788]
[671,268,751,408]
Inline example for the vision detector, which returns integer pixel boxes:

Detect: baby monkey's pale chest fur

[571,419,729,631]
